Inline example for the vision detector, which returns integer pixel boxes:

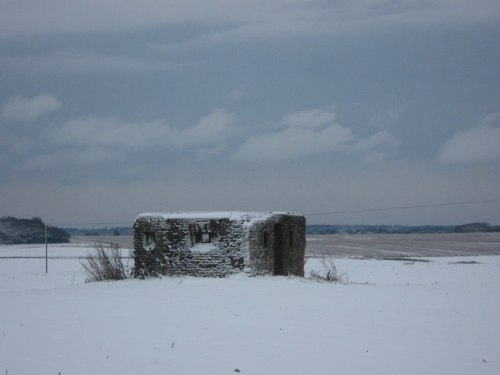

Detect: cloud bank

[8,104,399,170]
[52,118,172,149]
[233,109,399,162]
[1,0,498,40]
[438,113,500,164]
[22,109,238,168]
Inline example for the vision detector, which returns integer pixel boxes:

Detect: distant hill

[0,217,71,244]
[453,222,498,233]
[306,223,500,235]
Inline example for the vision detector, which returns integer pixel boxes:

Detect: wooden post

[45,224,48,274]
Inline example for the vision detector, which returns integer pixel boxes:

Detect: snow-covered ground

[1,243,499,374]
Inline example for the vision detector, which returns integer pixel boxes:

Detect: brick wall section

[133,213,305,277]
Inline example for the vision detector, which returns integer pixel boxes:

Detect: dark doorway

[274,224,284,275]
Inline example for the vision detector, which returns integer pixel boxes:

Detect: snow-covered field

[1,243,499,375]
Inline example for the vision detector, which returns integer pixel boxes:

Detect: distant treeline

[64,222,500,237]
[65,226,133,236]
[307,222,500,234]
[5,217,495,245]
[0,216,71,244]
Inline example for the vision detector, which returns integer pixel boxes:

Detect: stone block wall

[248,215,305,276]
[133,213,305,278]
[133,216,250,277]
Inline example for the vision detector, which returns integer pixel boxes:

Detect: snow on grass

[1,244,499,374]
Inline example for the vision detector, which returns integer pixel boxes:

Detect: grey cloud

[1,94,61,122]
[23,148,126,170]
[0,53,179,75]
[361,151,393,162]
[21,117,170,170]
[51,118,172,149]
[2,1,498,40]
[194,143,230,158]
[143,0,500,52]
[226,87,245,101]
[438,112,500,164]
[1,0,499,227]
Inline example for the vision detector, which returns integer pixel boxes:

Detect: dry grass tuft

[308,256,349,284]
[81,243,128,282]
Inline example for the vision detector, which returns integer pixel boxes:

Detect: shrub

[309,256,348,284]
[81,243,128,282]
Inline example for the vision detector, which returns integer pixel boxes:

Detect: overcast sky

[1,0,499,227]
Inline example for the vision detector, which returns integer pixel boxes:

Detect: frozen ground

[1,243,499,375]
[306,232,500,258]
[73,232,500,258]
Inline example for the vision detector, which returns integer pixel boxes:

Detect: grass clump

[308,256,349,284]
[81,243,129,282]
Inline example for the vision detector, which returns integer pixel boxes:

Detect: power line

[41,198,500,225]
[304,198,500,216]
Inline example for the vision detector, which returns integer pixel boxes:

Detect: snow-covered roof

[136,211,301,222]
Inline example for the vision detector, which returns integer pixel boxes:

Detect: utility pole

[45,223,48,274]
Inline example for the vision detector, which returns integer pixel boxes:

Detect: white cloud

[438,113,500,164]
[352,130,400,154]
[175,109,238,147]
[52,110,237,151]
[235,108,347,162]
[233,108,400,162]
[1,94,61,122]
[8,106,400,169]
[34,109,238,167]
[234,123,354,162]
[281,109,336,129]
